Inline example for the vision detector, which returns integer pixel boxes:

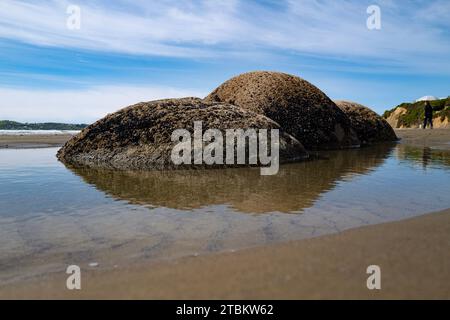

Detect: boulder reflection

[66,143,396,213]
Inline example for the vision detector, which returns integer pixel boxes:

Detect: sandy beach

[0,134,73,149]
[0,128,449,300]
[2,0,449,304]
[396,128,450,150]
[1,208,448,299]
[1,128,448,150]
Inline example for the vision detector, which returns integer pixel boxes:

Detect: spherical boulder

[205,71,360,150]
[57,98,308,170]
[335,100,398,145]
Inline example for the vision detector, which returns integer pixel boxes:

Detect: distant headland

[0,120,88,131]
[383,96,450,129]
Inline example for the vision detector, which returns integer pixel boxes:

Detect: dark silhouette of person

[423,101,433,129]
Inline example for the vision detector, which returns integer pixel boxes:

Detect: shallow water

[1,143,450,284]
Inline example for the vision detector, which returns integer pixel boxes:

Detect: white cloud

[0,85,205,123]
[0,0,242,57]
[0,0,449,71]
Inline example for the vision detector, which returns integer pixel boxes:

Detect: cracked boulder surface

[57,98,308,170]
[335,100,398,146]
[205,71,360,150]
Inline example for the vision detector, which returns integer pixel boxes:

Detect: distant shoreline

[0,120,88,131]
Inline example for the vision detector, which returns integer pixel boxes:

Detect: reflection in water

[1,143,450,285]
[68,143,396,213]
[423,147,432,169]
[395,144,450,170]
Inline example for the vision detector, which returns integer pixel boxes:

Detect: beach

[1,208,449,299]
[1,128,449,150]
[396,128,450,150]
[0,134,73,149]
[2,0,449,306]
[0,128,449,299]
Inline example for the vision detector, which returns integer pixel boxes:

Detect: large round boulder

[57,98,308,170]
[205,71,360,150]
[335,100,398,145]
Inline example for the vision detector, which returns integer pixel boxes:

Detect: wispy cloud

[0,0,449,72]
[0,0,242,57]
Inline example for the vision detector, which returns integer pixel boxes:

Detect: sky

[0,0,449,123]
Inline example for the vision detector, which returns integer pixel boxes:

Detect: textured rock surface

[335,100,398,145]
[57,98,308,170]
[205,71,360,149]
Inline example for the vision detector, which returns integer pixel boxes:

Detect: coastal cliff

[383,97,450,128]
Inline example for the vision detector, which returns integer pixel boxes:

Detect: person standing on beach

[423,101,433,129]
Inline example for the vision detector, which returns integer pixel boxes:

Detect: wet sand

[0,134,73,149]
[1,128,448,150]
[396,128,450,150]
[1,208,449,299]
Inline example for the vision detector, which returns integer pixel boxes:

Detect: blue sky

[0,0,449,123]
